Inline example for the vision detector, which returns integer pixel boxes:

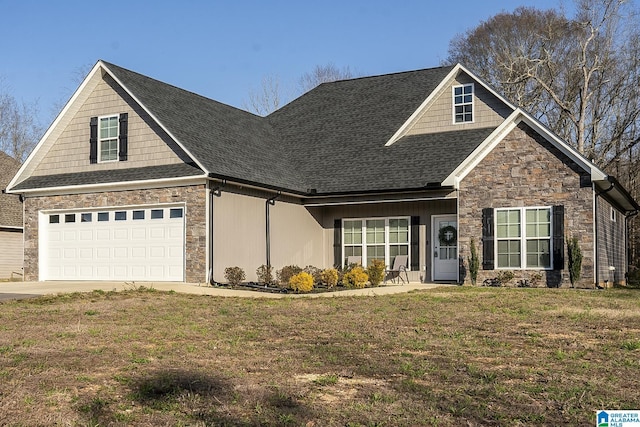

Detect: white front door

[433,216,458,281]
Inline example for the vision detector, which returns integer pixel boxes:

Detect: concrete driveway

[0,281,451,301]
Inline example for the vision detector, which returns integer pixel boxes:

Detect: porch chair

[384,255,409,284]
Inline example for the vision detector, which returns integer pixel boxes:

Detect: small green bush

[469,238,480,286]
[343,266,369,289]
[224,267,246,286]
[289,271,314,293]
[367,259,386,286]
[320,268,339,289]
[276,265,302,288]
[256,264,274,285]
[568,236,582,287]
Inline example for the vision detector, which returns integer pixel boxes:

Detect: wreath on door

[439,225,457,246]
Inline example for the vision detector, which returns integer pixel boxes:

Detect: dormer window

[89,113,128,164]
[453,83,474,123]
[99,115,119,162]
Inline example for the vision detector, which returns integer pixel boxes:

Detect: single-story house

[6,60,639,287]
[0,151,24,279]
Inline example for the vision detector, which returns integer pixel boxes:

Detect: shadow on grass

[92,368,316,426]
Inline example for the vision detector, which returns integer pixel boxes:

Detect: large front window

[496,207,551,269]
[99,115,119,162]
[343,217,410,268]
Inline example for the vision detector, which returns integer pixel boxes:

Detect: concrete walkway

[0,280,452,301]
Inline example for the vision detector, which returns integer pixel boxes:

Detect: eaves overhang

[8,175,207,197]
[594,176,640,214]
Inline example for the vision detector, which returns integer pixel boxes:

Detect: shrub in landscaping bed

[289,271,314,293]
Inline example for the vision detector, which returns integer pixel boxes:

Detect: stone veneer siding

[23,184,207,283]
[458,123,595,288]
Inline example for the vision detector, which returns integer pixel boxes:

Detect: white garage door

[42,205,185,281]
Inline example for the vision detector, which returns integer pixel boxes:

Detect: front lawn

[0,287,638,426]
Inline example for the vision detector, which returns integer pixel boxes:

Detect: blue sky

[1,0,567,125]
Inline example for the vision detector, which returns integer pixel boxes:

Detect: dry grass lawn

[0,286,639,426]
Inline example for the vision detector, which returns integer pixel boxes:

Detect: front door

[433,216,458,281]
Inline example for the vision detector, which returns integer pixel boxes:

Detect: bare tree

[244,74,289,117]
[244,63,357,116]
[297,63,355,94]
[445,0,640,167]
[0,81,43,162]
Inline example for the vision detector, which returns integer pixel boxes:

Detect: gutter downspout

[265,191,281,269]
[208,180,226,285]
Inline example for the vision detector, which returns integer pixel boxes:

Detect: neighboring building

[6,61,639,287]
[0,151,23,279]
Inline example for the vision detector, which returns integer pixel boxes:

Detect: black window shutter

[118,113,128,161]
[482,208,495,270]
[333,219,342,268]
[410,216,420,271]
[89,116,98,164]
[552,205,565,270]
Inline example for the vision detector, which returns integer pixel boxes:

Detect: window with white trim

[496,207,552,269]
[453,83,474,123]
[99,115,119,162]
[342,217,410,268]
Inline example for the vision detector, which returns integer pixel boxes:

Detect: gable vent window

[453,83,474,123]
[90,113,128,164]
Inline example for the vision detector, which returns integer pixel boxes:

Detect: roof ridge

[100,60,261,118]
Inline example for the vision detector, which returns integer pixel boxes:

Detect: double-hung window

[99,115,119,162]
[342,217,410,268]
[453,83,474,123]
[496,207,551,269]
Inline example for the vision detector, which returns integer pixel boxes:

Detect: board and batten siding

[31,74,190,177]
[406,73,512,136]
[0,229,23,279]
[595,197,627,286]
[211,191,324,283]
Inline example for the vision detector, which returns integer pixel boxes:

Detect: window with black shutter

[90,113,128,163]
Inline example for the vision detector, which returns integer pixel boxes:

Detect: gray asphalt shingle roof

[17,62,499,196]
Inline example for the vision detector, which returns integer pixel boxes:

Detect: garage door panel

[114,228,128,240]
[131,229,146,239]
[150,227,166,239]
[150,246,165,258]
[96,229,110,240]
[132,247,146,258]
[43,206,185,281]
[113,247,128,258]
[79,248,93,259]
[63,247,77,259]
